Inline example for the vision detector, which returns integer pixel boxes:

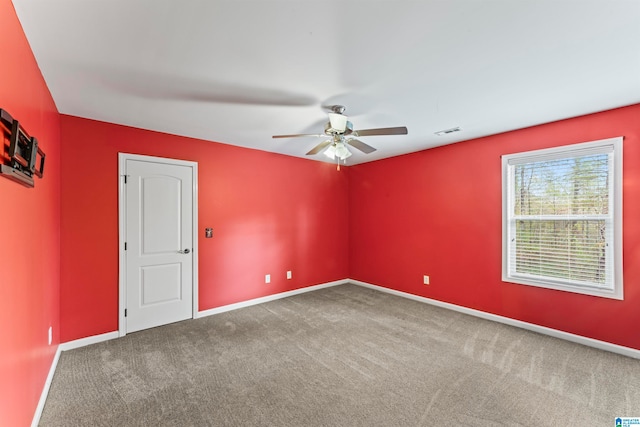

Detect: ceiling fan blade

[353,126,408,137]
[272,133,323,139]
[87,65,318,106]
[347,138,377,154]
[306,140,332,155]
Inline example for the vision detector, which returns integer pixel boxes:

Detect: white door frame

[118,153,199,337]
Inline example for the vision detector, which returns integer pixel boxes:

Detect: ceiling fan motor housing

[325,120,353,136]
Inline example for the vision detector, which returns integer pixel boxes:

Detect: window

[502,137,623,299]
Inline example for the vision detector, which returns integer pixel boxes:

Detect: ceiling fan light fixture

[323,144,337,160]
[334,142,352,160]
[323,142,352,161]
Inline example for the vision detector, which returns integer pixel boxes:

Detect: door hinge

[123,174,129,184]
[124,242,127,250]
[125,309,127,317]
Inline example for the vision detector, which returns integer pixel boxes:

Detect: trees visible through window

[502,137,623,299]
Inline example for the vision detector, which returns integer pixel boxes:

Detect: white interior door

[123,157,195,333]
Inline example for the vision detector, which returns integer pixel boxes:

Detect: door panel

[142,176,182,254]
[141,263,182,305]
[125,159,193,333]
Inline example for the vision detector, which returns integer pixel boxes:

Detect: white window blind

[502,137,623,299]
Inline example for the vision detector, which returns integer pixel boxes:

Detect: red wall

[59,116,349,342]
[349,104,640,350]
[2,1,638,420]
[0,0,61,425]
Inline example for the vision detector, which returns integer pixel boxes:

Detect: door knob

[178,249,191,254]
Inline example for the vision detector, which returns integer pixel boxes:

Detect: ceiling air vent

[434,126,461,136]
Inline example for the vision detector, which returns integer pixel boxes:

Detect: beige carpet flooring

[39,284,640,426]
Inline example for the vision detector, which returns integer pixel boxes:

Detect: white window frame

[502,137,623,299]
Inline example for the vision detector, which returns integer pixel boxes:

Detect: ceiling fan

[272,105,408,167]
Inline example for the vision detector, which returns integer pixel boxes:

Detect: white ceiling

[12,0,640,165]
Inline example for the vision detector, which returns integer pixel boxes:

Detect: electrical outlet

[286,270,292,279]
[423,275,430,285]
[265,274,271,284]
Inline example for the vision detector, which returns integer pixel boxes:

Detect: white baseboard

[59,331,120,351]
[197,279,349,318]
[349,279,640,360]
[54,280,640,361]
[31,347,61,427]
